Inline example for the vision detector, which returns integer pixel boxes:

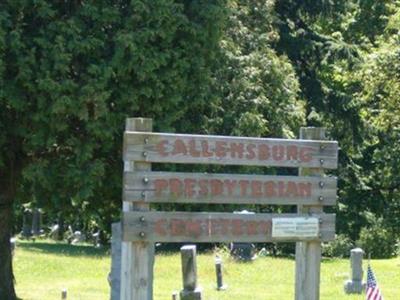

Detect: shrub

[356,219,398,258]
[322,234,354,258]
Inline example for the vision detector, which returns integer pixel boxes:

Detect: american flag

[366,264,383,300]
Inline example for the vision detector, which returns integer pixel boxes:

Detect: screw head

[144,138,149,144]
[319,181,325,188]
[320,159,324,165]
[319,218,323,224]
[139,232,145,238]
[318,196,324,202]
[139,216,145,222]
[143,177,149,184]
[141,191,146,198]
[142,151,148,157]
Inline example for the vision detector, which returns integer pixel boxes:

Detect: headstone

[230,243,255,261]
[71,231,85,244]
[215,256,226,290]
[21,209,32,238]
[50,224,60,240]
[344,248,366,294]
[61,288,67,299]
[92,231,101,248]
[10,237,16,256]
[109,222,121,300]
[31,208,42,236]
[180,245,202,300]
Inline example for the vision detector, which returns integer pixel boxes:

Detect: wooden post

[120,118,155,300]
[180,245,202,300]
[295,127,326,300]
[110,222,122,300]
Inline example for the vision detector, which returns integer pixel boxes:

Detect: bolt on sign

[120,118,338,300]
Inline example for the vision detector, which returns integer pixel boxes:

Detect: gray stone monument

[31,208,42,236]
[21,209,32,238]
[109,222,121,300]
[215,256,226,290]
[10,237,16,256]
[344,248,366,294]
[180,245,202,300]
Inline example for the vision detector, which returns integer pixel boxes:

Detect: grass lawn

[13,240,400,300]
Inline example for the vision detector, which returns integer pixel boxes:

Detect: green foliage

[0,0,227,232]
[356,216,398,258]
[207,0,305,139]
[322,234,354,258]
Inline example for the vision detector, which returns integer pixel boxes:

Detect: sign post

[120,118,154,300]
[295,127,326,300]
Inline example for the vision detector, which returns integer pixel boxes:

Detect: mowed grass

[14,240,400,300]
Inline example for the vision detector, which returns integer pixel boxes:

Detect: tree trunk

[0,150,19,300]
[0,202,17,300]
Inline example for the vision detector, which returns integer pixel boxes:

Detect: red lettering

[264,181,276,197]
[258,144,270,160]
[188,140,200,157]
[232,219,243,235]
[186,220,202,236]
[171,219,185,236]
[154,179,168,197]
[298,182,312,197]
[224,180,237,196]
[239,180,250,196]
[219,219,230,235]
[246,143,256,159]
[246,221,258,235]
[272,145,284,161]
[278,181,285,197]
[172,139,187,155]
[230,143,244,159]
[286,181,298,197]
[215,141,227,158]
[258,221,272,234]
[169,178,183,197]
[156,140,169,156]
[198,180,209,196]
[287,145,298,160]
[300,147,314,162]
[155,219,167,236]
[211,179,223,196]
[184,178,196,198]
[201,141,213,157]
[251,180,263,197]
[210,219,220,235]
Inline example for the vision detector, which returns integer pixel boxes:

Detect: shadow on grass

[18,240,109,257]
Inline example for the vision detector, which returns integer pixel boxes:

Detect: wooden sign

[124,132,338,169]
[122,211,335,243]
[124,171,337,205]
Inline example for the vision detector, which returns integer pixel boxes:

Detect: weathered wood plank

[122,211,335,243]
[123,132,338,169]
[123,171,337,205]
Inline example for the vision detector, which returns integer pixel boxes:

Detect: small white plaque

[272,217,319,238]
